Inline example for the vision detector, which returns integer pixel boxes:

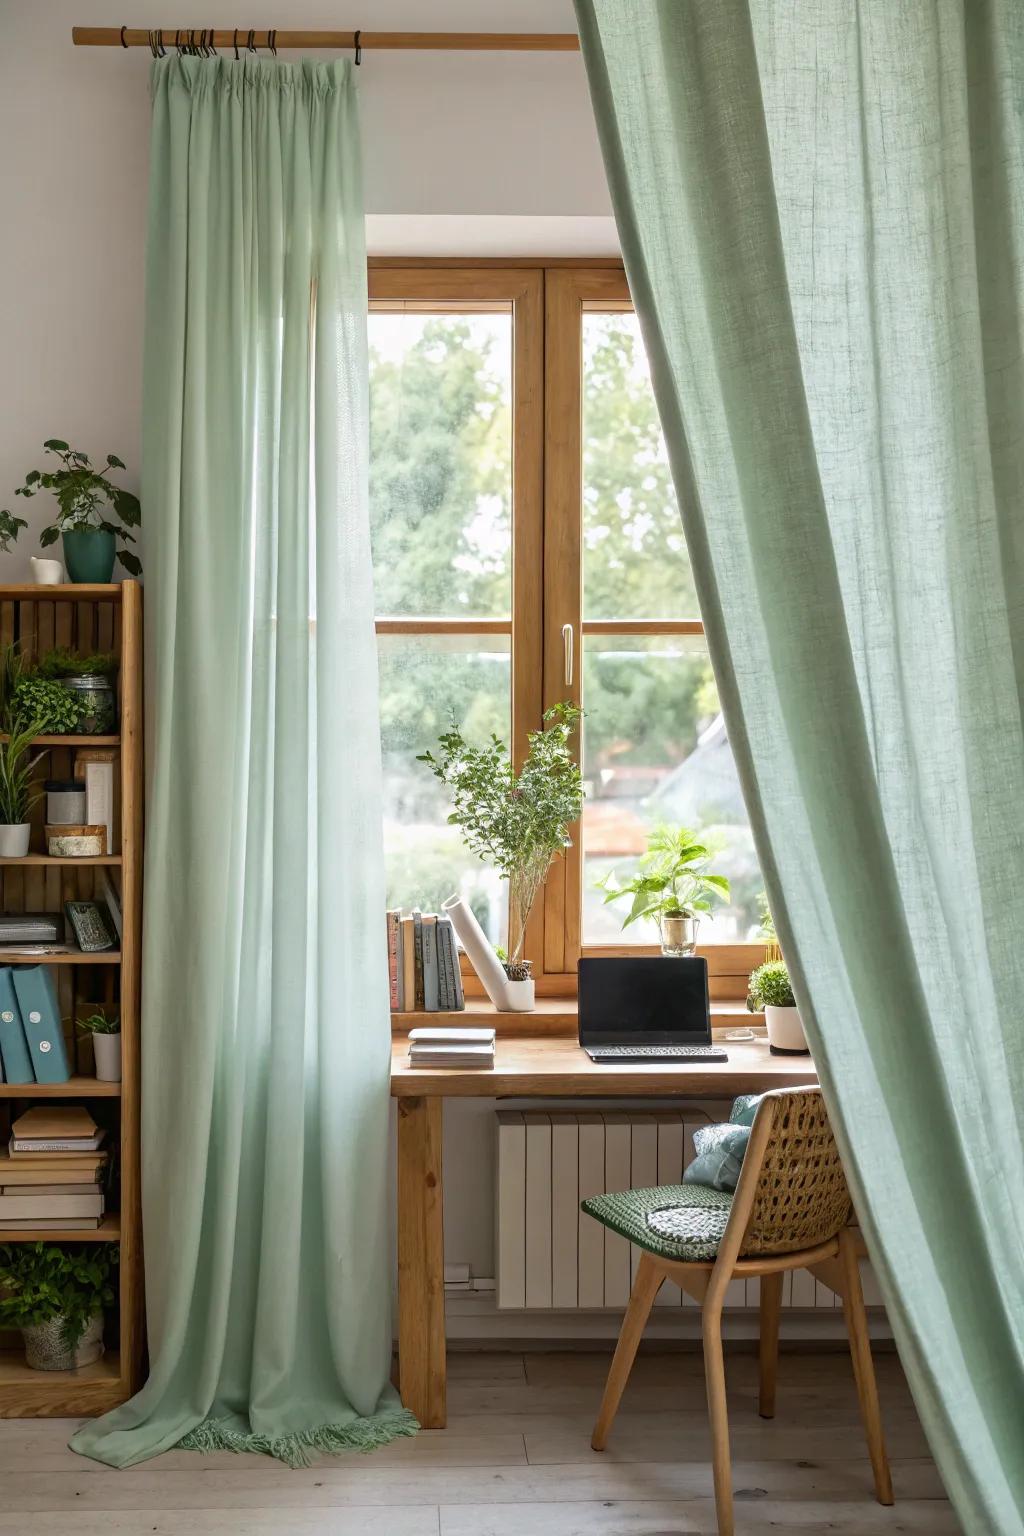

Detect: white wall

[0,0,612,574]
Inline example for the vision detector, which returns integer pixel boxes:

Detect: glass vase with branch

[418,703,584,981]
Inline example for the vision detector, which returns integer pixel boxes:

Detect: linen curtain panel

[575,3,1024,1532]
[72,55,414,1467]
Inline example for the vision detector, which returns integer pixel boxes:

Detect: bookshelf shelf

[0,581,143,1419]
[0,1214,120,1243]
[0,1075,121,1098]
[0,734,120,747]
[0,855,122,867]
[0,1348,122,1418]
[0,949,121,965]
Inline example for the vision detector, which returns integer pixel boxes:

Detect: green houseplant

[2,440,142,582]
[0,1242,118,1371]
[78,1008,121,1083]
[419,703,584,994]
[12,675,87,735]
[0,716,46,857]
[599,825,730,955]
[747,958,809,1055]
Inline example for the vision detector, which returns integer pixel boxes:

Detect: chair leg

[702,1295,734,1536]
[758,1271,783,1419]
[591,1251,662,1451]
[838,1228,894,1506]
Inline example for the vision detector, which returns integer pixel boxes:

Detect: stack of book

[407,1026,496,1069]
[387,910,465,1013]
[1,1107,107,1230]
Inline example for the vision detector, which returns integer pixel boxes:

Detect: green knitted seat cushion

[581,1183,734,1263]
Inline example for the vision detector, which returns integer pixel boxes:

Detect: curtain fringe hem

[177,1406,419,1467]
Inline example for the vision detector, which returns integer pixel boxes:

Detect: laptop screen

[577,957,711,1044]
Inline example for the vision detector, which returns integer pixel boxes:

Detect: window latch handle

[562,623,574,688]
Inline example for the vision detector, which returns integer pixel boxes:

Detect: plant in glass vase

[599,825,730,955]
[419,703,584,1003]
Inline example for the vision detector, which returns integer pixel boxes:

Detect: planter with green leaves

[0,717,46,857]
[0,1242,117,1371]
[747,959,809,1054]
[598,825,730,955]
[79,1008,121,1082]
[12,675,87,736]
[2,440,141,583]
[419,703,584,1009]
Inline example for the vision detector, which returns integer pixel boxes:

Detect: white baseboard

[444,1286,892,1344]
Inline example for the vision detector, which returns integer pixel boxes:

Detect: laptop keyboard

[587,1044,728,1060]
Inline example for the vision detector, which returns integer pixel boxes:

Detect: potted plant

[12,674,87,735]
[2,440,141,583]
[35,649,119,735]
[78,1008,121,1082]
[598,825,730,955]
[0,1242,117,1371]
[0,717,46,857]
[747,959,809,1054]
[419,703,584,1010]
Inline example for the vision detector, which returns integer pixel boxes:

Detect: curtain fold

[70,54,415,1467]
[575,3,1024,1531]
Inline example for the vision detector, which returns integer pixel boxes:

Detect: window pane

[369,312,512,618]
[581,635,763,943]
[378,631,510,945]
[582,312,697,620]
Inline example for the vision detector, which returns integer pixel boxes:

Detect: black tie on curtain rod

[74,26,582,53]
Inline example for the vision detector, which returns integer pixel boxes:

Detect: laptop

[578,956,728,1063]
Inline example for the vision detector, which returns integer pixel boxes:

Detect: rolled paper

[442,894,517,1012]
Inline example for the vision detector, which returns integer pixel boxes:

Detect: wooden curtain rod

[72,27,581,52]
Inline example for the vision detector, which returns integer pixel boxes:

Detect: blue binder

[12,966,69,1084]
[0,966,32,1084]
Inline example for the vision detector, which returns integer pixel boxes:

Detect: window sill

[391,997,764,1037]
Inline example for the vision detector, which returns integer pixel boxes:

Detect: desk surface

[390,1034,818,1098]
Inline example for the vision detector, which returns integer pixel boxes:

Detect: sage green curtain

[71,55,415,1467]
[576,4,1024,1531]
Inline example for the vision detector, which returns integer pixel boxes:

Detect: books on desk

[2,1110,107,1227]
[408,1026,495,1069]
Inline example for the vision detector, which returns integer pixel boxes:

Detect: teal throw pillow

[683,1122,750,1192]
[682,1092,767,1191]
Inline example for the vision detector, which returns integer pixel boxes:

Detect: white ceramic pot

[502,979,535,1012]
[92,1031,122,1082]
[764,1004,809,1054]
[0,824,31,857]
[30,557,64,586]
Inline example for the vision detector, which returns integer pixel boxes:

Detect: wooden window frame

[369,263,762,1003]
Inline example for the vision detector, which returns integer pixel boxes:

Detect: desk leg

[397,1095,446,1428]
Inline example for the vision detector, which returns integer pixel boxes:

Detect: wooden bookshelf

[0,582,143,1417]
[0,855,122,867]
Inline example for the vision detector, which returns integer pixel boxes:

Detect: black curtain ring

[174,29,182,53]
[208,26,217,55]
[247,28,256,53]
[148,28,157,56]
[233,28,239,59]
[120,25,128,48]
[268,28,277,56]
[189,28,197,54]
[353,29,362,66]
[158,28,166,56]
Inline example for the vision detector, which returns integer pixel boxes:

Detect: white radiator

[495,1110,856,1312]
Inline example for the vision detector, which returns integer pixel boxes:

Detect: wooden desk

[391,1033,818,1428]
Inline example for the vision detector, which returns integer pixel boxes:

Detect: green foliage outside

[2,440,142,575]
[369,313,762,937]
[0,1242,118,1349]
[747,960,796,1011]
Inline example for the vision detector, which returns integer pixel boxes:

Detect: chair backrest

[736,1087,852,1257]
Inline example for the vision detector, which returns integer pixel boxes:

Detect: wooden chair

[582,1086,893,1536]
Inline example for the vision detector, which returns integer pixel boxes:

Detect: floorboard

[0,1350,960,1534]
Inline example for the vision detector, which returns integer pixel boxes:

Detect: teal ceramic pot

[62,529,116,583]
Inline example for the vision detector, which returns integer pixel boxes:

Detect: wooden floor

[0,1349,959,1534]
